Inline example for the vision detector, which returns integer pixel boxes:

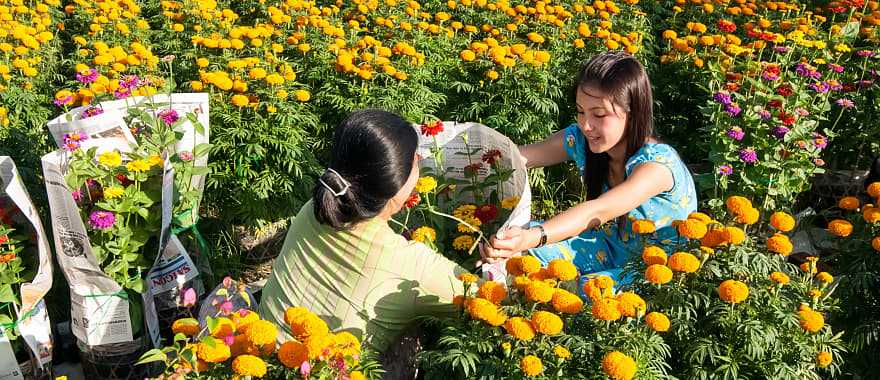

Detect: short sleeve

[401,241,467,316]
[562,124,586,173]
[625,144,678,193]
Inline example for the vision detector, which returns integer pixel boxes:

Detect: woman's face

[386,153,420,215]
[576,86,628,155]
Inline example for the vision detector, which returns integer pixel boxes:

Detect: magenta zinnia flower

[76,68,99,84]
[726,127,745,141]
[62,131,89,151]
[739,148,758,164]
[158,109,179,125]
[813,133,828,149]
[88,211,116,230]
[718,164,733,176]
[771,126,790,139]
[836,98,855,108]
[80,106,104,119]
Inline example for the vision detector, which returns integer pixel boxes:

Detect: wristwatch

[534,225,548,248]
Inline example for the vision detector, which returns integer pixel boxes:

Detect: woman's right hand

[477,226,531,266]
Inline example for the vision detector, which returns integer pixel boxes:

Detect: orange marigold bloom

[838,196,860,210]
[244,320,278,346]
[551,288,584,314]
[197,341,231,363]
[687,212,713,224]
[642,246,667,265]
[591,298,621,321]
[726,195,752,215]
[210,317,235,338]
[548,259,578,281]
[520,355,544,377]
[735,207,760,225]
[631,219,656,234]
[519,256,542,275]
[718,279,749,304]
[701,228,730,248]
[231,310,260,333]
[766,233,793,255]
[827,219,853,237]
[678,219,708,239]
[478,280,507,304]
[615,292,646,318]
[668,252,700,273]
[770,271,790,285]
[290,313,329,341]
[595,275,614,289]
[531,311,563,335]
[645,264,673,285]
[505,256,524,276]
[817,351,832,368]
[864,205,880,223]
[770,211,795,232]
[725,226,746,245]
[602,351,637,380]
[504,317,536,341]
[816,272,833,284]
[284,307,310,328]
[583,279,603,301]
[645,312,670,332]
[172,318,200,337]
[872,236,880,251]
[524,280,554,303]
[798,307,825,333]
[868,182,880,198]
[513,275,531,290]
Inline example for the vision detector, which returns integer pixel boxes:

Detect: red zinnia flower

[767,99,783,109]
[404,192,420,208]
[776,85,793,97]
[481,149,502,165]
[717,19,737,33]
[474,204,499,223]
[779,112,796,126]
[464,162,483,176]
[0,235,8,245]
[420,120,444,136]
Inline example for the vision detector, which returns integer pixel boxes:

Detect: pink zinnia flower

[76,68,99,84]
[739,148,758,164]
[718,164,733,176]
[88,211,116,230]
[726,127,745,141]
[158,109,179,125]
[178,151,194,161]
[836,98,855,108]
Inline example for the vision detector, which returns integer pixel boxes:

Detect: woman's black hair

[576,51,655,200]
[314,109,418,229]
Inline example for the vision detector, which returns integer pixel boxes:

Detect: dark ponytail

[314,109,418,229]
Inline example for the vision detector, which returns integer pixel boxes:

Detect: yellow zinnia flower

[415,176,437,193]
[98,151,122,167]
[103,186,124,199]
[126,159,152,173]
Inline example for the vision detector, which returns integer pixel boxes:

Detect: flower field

[1,0,880,378]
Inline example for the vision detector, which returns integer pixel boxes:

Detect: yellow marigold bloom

[677,219,708,239]
[531,311,563,335]
[868,182,880,198]
[524,280,554,303]
[210,317,235,338]
[519,255,542,275]
[645,312,670,332]
[290,313,329,341]
[411,226,437,243]
[591,298,621,321]
[98,151,122,167]
[828,219,853,237]
[520,355,543,377]
[816,272,833,284]
[350,371,367,380]
[547,259,578,281]
[615,292,646,317]
[687,212,713,224]
[283,307,310,328]
[662,30,677,39]
[486,70,499,80]
[197,341,231,363]
[645,264,673,285]
[726,196,752,216]
[718,279,749,304]
[551,288,584,314]
[595,275,614,289]
[668,252,700,273]
[602,351,637,380]
[725,226,745,245]
[231,94,249,107]
[232,354,266,377]
[736,207,760,225]
[817,351,832,368]
[415,176,437,193]
[767,233,793,255]
[554,345,571,359]
[504,317,535,341]
[458,273,479,284]
[798,307,825,333]
[453,204,476,218]
[231,310,260,333]
[171,317,200,336]
[453,235,476,250]
[770,212,796,232]
[460,49,476,61]
[103,186,124,199]
[478,280,507,304]
[244,320,277,346]
[838,196,860,210]
[501,196,520,209]
[513,275,531,290]
[265,74,284,86]
[332,331,361,359]
[126,159,152,173]
[304,334,333,360]
[457,216,482,233]
[641,246,667,265]
[631,219,656,234]
[295,90,311,102]
[770,271,790,285]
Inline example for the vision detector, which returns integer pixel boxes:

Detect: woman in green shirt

[259,109,466,351]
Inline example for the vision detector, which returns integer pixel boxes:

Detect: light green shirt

[258,201,466,351]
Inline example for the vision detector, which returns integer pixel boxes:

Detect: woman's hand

[476,226,538,266]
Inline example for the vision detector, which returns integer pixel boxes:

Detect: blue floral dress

[528,124,698,287]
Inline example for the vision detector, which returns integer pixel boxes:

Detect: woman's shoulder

[626,142,683,169]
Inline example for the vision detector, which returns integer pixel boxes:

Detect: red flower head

[776,85,794,97]
[420,120,444,136]
[0,253,15,264]
[115,173,133,186]
[0,235,8,245]
[481,149,502,165]
[725,82,740,92]
[779,111,796,126]
[767,99,783,109]
[464,162,483,176]
[474,204,499,223]
[717,19,737,33]
[404,192,420,208]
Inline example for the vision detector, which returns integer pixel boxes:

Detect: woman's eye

[592,114,606,118]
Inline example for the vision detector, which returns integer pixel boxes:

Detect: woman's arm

[519,129,569,168]
[483,162,674,258]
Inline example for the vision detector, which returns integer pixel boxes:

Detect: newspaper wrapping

[0,157,54,380]
[415,121,531,282]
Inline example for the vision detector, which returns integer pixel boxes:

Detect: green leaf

[0,284,16,303]
[135,348,167,365]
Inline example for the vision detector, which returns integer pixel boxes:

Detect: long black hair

[314,109,418,229]
[577,52,655,200]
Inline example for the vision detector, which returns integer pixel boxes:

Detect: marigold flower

[289,313,329,341]
[602,351,637,380]
[770,271,790,285]
[232,310,260,333]
[642,246,667,265]
[350,371,367,380]
[817,351,832,368]
[725,226,746,245]
[332,331,361,359]
[277,341,309,368]
[645,312,670,332]
[171,318,200,336]
[531,311,563,335]
[304,334,333,360]
[726,195,753,215]
[735,207,760,225]
[478,281,507,304]
[770,211,796,232]
[415,176,437,193]
[520,355,543,377]
[631,219,656,234]
[294,90,311,102]
[863,206,880,223]
[524,280,554,303]
[519,255,542,275]
[595,275,614,289]
[827,219,853,237]
[458,273,479,284]
[553,345,571,359]
[645,264,673,285]
[505,256,524,276]
[197,341,231,363]
[244,320,277,346]
[513,275,531,290]
[232,354,267,377]
[798,307,825,333]
[452,235,475,250]
[210,317,235,338]
[411,226,437,243]
[678,219,708,239]
[668,252,700,273]
[231,94,249,106]
[283,307,310,328]
[816,272,833,284]
[868,182,880,198]
[718,279,749,304]
[838,196,860,210]
[767,233,793,255]
[615,292,647,318]
[872,236,880,251]
[701,227,730,248]
[591,298,621,321]
[547,259,578,281]
[504,317,535,341]
[501,196,520,210]
[551,289,584,314]
[688,212,713,224]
